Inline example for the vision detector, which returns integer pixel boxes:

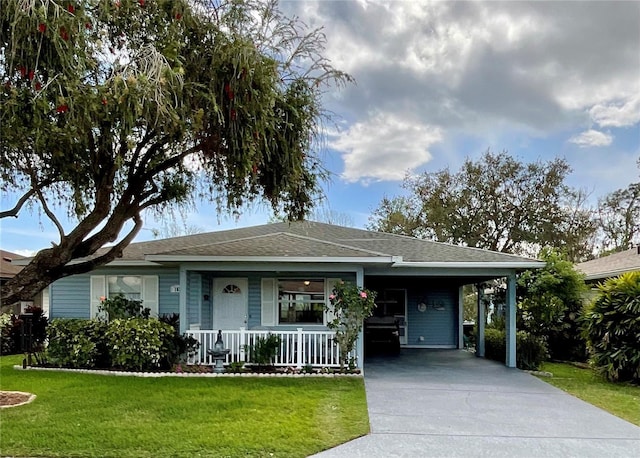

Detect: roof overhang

[145,255,400,264]
[583,268,639,281]
[391,261,545,269]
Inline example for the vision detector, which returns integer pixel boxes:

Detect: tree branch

[0,188,37,219]
[35,188,66,241]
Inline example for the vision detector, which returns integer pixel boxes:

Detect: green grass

[538,362,640,426]
[0,355,369,457]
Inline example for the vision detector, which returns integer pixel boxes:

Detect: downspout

[506,273,517,368]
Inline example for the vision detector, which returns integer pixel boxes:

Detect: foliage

[517,247,588,361]
[368,150,596,261]
[159,313,199,368]
[98,294,150,320]
[247,333,282,367]
[105,318,176,371]
[0,313,14,354]
[0,0,353,305]
[326,281,377,368]
[47,315,194,370]
[483,328,548,370]
[597,178,640,253]
[47,318,109,368]
[0,354,369,457]
[582,272,640,383]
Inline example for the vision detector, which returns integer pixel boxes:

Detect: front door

[212,278,248,330]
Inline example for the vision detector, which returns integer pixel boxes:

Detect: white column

[506,273,517,368]
[476,284,485,358]
[356,267,365,369]
[179,265,187,334]
[458,286,464,349]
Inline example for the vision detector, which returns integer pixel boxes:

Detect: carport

[314,350,640,457]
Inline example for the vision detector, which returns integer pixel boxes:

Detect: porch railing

[185,328,354,368]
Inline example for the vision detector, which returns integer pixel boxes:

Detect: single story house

[576,246,640,283]
[37,221,543,368]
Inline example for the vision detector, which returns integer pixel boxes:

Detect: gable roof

[0,250,25,279]
[115,221,541,268]
[576,246,640,281]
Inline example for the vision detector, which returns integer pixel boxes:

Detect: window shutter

[142,276,159,317]
[90,276,106,318]
[261,278,276,326]
[325,278,342,325]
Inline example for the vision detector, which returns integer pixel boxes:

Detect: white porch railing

[185,328,354,368]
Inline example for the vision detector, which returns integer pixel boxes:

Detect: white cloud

[12,249,37,257]
[330,113,443,183]
[568,129,613,148]
[589,96,640,128]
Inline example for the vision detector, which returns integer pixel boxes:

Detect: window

[107,276,142,300]
[222,284,241,294]
[278,279,325,324]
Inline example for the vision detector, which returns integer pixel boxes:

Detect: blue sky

[1,0,639,255]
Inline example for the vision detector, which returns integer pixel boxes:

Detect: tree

[597,174,640,254]
[517,247,587,361]
[0,0,352,305]
[368,150,596,260]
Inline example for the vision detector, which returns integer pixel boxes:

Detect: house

[36,221,542,368]
[0,250,50,315]
[576,246,640,283]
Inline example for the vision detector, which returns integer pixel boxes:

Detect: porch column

[179,266,187,334]
[505,273,517,368]
[476,284,485,358]
[458,286,464,349]
[356,267,365,368]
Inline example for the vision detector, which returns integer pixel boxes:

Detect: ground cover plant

[537,362,640,426]
[0,355,369,457]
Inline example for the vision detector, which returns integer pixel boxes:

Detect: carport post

[505,273,517,368]
[476,284,485,358]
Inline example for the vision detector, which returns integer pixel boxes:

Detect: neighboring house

[1,250,50,315]
[576,246,640,283]
[30,221,542,368]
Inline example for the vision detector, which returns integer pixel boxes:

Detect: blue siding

[186,272,201,326]
[201,276,211,328]
[247,275,261,328]
[50,275,91,318]
[407,288,456,346]
[50,268,179,319]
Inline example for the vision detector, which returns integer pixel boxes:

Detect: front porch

[186,328,355,368]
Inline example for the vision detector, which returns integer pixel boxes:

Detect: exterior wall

[365,276,459,348]
[49,267,180,319]
[191,271,357,331]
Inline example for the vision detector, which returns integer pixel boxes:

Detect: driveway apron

[313,349,640,457]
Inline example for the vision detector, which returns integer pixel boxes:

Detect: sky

[1,0,639,256]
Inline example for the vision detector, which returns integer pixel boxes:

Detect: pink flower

[99,296,106,302]
[329,294,335,300]
[360,291,367,299]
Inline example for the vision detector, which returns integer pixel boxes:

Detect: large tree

[596,161,640,253]
[368,150,596,260]
[0,0,352,305]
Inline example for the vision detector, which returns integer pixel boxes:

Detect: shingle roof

[116,221,539,265]
[0,250,24,279]
[576,246,640,280]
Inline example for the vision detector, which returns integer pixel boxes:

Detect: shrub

[582,272,640,383]
[99,294,150,320]
[47,319,109,368]
[158,313,199,369]
[106,318,175,371]
[247,334,281,367]
[483,328,548,370]
[0,313,15,354]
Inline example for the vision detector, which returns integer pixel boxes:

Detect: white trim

[403,345,457,349]
[391,261,544,269]
[584,269,639,280]
[146,255,395,264]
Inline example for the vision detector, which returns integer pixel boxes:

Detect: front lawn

[538,362,640,426]
[0,355,369,457]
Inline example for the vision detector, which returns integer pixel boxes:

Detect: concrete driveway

[314,349,640,457]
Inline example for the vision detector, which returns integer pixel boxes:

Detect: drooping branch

[35,188,66,242]
[0,188,37,219]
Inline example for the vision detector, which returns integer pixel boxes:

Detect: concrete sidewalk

[313,349,640,457]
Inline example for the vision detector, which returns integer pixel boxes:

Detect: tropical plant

[98,294,150,320]
[326,281,377,369]
[247,333,281,368]
[582,272,640,383]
